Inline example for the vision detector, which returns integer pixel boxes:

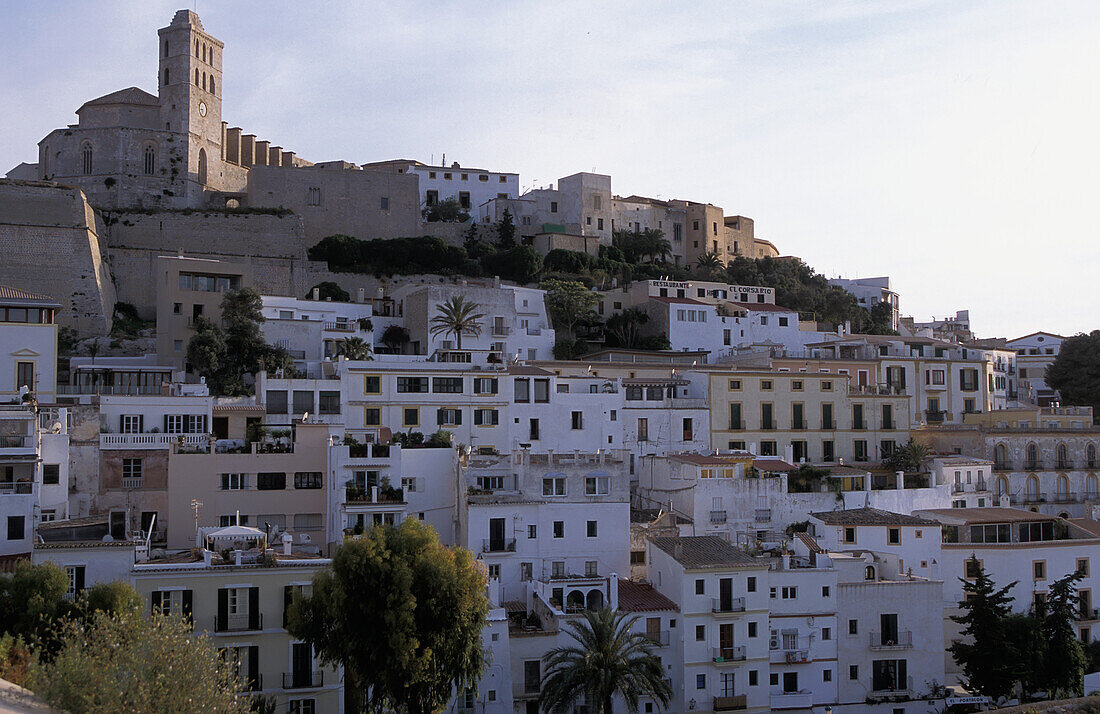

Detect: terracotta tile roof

[795,531,825,554]
[918,507,1061,525]
[507,365,554,376]
[617,579,678,612]
[671,453,752,467]
[729,302,795,313]
[753,457,796,471]
[78,87,159,111]
[651,536,762,569]
[0,286,60,305]
[810,507,938,527]
[651,296,707,305]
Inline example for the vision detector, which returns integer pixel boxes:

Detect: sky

[2,0,1099,339]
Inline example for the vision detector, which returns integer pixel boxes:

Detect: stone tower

[157,10,223,204]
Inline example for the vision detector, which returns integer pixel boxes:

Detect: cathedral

[34,9,306,210]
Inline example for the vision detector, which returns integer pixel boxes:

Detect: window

[696,579,705,595]
[749,670,758,686]
[380,196,389,210]
[781,586,797,599]
[888,527,900,544]
[66,565,86,596]
[761,380,773,391]
[257,472,286,490]
[458,191,471,209]
[514,378,530,402]
[436,408,462,426]
[543,478,565,496]
[402,408,419,427]
[220,473,248,490]
[80,143,93,174]
[849,665,859,680]
[696,674,706,689]
[571,411,583,430]
[1079,558,1090,577]
[1034,561,1046,580]
[553,521,564,538]
[474,377,498,394]
[748,621,757,637]
[965,559,983,579]
[528,525,537,539]
[585,561,598,576]
[397,377,428,393]
[143,145,156,175]
[534,379,550,403]
[585,476,609,495]
[433,377,463,393]
[473,409,499,426]
[318,391,340,415]
[848,619,858,634]
[294,472,322,489]
[363,408,381,426]
[120,415,143,434]
[696,624,706,640]
[843,527,856,543]
[747,576,756,592]
[822,626,831,640]
[823,669,833,682]
[42,464,60,485]
[586,520,598,537]
[292,391,314,415]
[6,516,24,541]
[266,390,288,414]
[122,458,143,482]
[729,379,741,390]
[363,376,381,394]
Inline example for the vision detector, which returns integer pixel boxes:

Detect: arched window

[1026,443,1038,470]
[1088,474,1098,500]
[1057,443,1069,469]
[163,67,169,86]
[197,148,207,185]
[209,77,215,96]
[80,143,93,175]
[1026,475,1040,501]
[195,39,199,57]
[864,566,875,581]
[1089,444,1097,469]
[163,40,168,57]
[996,476,1008,496]
[41,146,49,178]
[202,43,207,62]
[202,72,206,91]
[1056,474,1069,501]
[143,145,156,176]
[994,444,1007,470]
[194,68,200,87]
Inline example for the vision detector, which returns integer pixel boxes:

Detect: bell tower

[157,10,223,204]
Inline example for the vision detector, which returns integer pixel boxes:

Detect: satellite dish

[301,411,310,423]
[49,421,63,433]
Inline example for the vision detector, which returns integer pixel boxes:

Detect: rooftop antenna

[191,499,203,541]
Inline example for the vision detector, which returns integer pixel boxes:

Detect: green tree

[185,316,225,381]
[0,561,69,644]
[883,438,930,473]
[337,336,374,360]
[307,281,351,302]
[1047,331,1100,422]
[423,197,470,223]
[604,308,650,349]
[949,557,1019,700]
[186,288,289,395]
[497,209,516,249]
[694,251,723,277]
[28,611,250,714]
[1038,571,1087,698]
[542,279,599,341]
[1003,612,1045,696]
[382,325,411,353]
[287,519,488,714]
[430,296,485,349]
[539,608,672,714]
[481,245,543,284]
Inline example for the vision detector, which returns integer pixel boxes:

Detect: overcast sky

[3,1,1098,339]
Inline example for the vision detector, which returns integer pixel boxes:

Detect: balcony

[924,410,946,424]
[869,630,912,649]
[712,645,747,663]
[481,538,516,553]
[713,695,747,711]
[727,420,744,431]
[345,486,404,505]
[121,477,144,489]
[882,420,896,430]
[1025,461,1044,471]
[101,433,208,450]
[710,510,728,524]
[770,691,814,710]
[1022,492,1047,504]
[783,649,809,663]
[870,676,913,700]
[791,420,806,431]
[1053,491,1078,504]
[711,597,746,614]
[0,435,34,452]
[852,420,866,430]
[214,613,262,633]
[643,630,670,647]
[0,482,34,495]
[283,670,323,689]
[820,420,836,430]
[754,509,772,523]
[348,443,391,459]
[760,420,775,431]
[1057,461,1075,470]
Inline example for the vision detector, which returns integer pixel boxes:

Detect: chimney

[357,287,366,303]
[312,287,320,301]
[608,574,619,609]
[282,532,293,556]
[896,470,905,490]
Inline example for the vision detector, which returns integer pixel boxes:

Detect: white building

[260,293,375,376]
[0,286,60,404]
[1006,332,1064,406]
[0,404,70,557]
[402,161,519,213]
[828,277,900,331]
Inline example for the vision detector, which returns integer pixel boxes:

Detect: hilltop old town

[0,8,1098,714]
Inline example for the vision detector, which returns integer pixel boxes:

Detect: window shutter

[119,415,126,432]
[437,408,446,425]
[216,588,228,631]
[454,410,462,426]
[138,415,144,432]
[247,645,259,690]
[283,585,293,628]
[151,590,163,615]
[163,414,169,433]
[74,566,85,592]
[248,587,260,630]
[182,590,193,621]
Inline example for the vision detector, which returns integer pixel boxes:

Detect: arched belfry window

[80,143,93,175]
[143,145,156,176]
[197,148,208,185]
[202,72,206,91]
[195,39,199,57]
[163,40,168,57]
[195,68,200,87]
[163,67,169,86]
[209,77,215,96]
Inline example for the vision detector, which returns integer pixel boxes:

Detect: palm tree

[429,295,485,349]
[540,608,672,714]
[336,336,373,360]
[695,251,723,275]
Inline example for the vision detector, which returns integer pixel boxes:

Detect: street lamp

[688,698,696,710]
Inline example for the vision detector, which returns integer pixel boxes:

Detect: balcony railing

[852,420,866,430]
[283,670,323,689]
[754,509,772,523]
[713,695,747,711]
[728,420,744,431]
[101,433,208,450]
[481,538,516,553]
[214,613,262,633]
[1053,491,1078,503]
[121,477,144,489]
[643,630,670,646]
[925,410,946,423]
[712,645,747,662]
[791,420,806,431]
[871,676,913,698]
[709,510,727,524]
[1057,461,1075,470]
[760,420,775,431]
[1025,461,1044,471]
[0,435,33,449]
[869,630,913,649]
[711,597,746,614]
[0,482,33,495]
[1023,492,1047,504]
[821,420,835,430]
